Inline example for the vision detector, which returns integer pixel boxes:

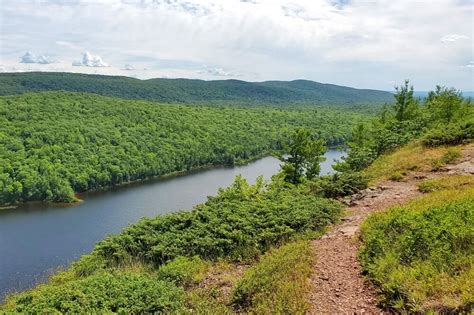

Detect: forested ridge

[0,91,366,204]
[0,72,393,105]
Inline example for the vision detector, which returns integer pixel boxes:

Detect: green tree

[394,80,418,121]
[281,129,326,184]
[426,86,465,123]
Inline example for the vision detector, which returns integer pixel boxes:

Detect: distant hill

[0,72,393,105]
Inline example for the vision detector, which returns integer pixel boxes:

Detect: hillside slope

[0,72,393,105]
[309,142,473,313]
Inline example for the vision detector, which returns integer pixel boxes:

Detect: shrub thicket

[309,172,368,198]
[90,176,341,267]
[422,120,473,147]
[2,272,185,314]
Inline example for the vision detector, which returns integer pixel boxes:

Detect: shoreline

[0,151,280,210]
[1,147,346,210]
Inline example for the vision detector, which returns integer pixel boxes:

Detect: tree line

[0,91,367,204]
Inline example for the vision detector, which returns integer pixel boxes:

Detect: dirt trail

[307,145,473,314]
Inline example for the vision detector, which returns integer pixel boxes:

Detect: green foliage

[232,240,313,314]
[422,120,474,147]
[393,80,419,121]
[309,172,368,198]
[430,148,462,171]
[181,288,234,314]
[157,256,208,287]
[0,72,394,105]
[426,86,467,124]
[90,176,341,267]
[359,187,474,312]
[417,180,440,193]
[281,128,326,184]
[441,148,462,164]
[1,272,185,314]
[0,91,366,204]
[336,81,472,173]
[389,171,405,181]
[334,146,377,172]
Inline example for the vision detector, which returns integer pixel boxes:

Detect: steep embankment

[0,72,393,105]
[308,143,473,313]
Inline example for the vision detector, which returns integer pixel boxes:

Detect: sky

[0,0,473,90]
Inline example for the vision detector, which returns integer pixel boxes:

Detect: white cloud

[198,67,235,77]
[72,51,109,67]
[467,61,474,68]
[122,64,135,70]
[440,34,469,43]
[1,0,473,89]
[20,51,56,64]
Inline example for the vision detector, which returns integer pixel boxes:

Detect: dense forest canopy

[0,72,394,105]
[0,91,368,204]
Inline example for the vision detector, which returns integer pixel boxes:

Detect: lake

[0,149,345,301]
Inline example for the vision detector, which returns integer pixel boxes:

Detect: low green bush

[389,171,405,181]
[309,172,368,198]
[1,272,185,313]
[232,240,313,314]
[157,256,208,287]
[89,176,341,267]
[430,148,461,171]
[441,148,461,164]
[359,190,474,312]
[422,120,473,147]
[417,180,440,193]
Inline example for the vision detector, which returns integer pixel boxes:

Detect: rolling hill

[0,72,393,105]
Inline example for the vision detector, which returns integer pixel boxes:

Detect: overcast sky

[0,0,473,90]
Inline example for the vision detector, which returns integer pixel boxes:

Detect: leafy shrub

[372,120,426,155]
[157,256,208,287]
[422,120,474,147]
[89,176,341,267]
[359,189,474,312]
[333,146,377,172]
[417,180,440,193]
[1,272,185,313]
[310,172,368,198]
[389,171,405,181]
[430,148,461,171]
[441,148,461,164]
[232,240,313,314]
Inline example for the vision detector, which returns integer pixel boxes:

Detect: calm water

[0,150,344,300]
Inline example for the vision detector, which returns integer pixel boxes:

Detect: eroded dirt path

[307,145,473,314]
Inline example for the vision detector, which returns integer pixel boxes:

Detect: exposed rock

[339,225,359,236]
